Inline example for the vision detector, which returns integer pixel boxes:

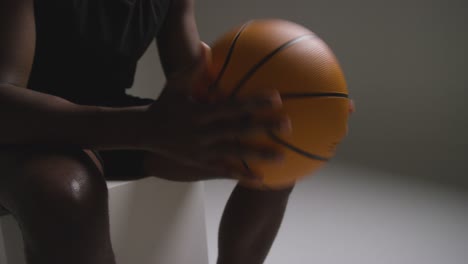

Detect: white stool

[0,178,209,264]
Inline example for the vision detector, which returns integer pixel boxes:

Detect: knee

[8,150,108,216]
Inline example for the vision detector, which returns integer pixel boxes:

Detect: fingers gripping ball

[195,19,350,190]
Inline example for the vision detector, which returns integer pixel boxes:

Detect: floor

[202,162,468,264]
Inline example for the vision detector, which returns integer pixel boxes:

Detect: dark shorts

[79,93,155,180]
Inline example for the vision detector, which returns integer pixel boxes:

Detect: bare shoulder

[0,0,36,88]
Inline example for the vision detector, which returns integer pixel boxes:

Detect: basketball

[199,19,350,190]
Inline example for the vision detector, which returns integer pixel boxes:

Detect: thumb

[191,42,214,99]
[167,42,213,90]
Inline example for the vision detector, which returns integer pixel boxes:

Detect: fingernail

[252,173,263,182]
[231,172,243,180]
[243,170,261,180]
[232,170,257,180]
[280,118,292,133]
[264,152,284,161]
[270,91,282,107]
[274,154,285,161]
[349,99,355,113]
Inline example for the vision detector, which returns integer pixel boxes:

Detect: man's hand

[144,45,291,180]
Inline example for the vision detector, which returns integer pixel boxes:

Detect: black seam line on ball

[210,21,254,92]
[239,158,273,190]
[241,158,252,172]
[229,34,317,98]
[281,92,349,99]
[268,132,330,161]
[236,135,272,190]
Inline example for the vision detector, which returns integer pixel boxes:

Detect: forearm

[0,83,150,150]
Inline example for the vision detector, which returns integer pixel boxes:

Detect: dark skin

[0,0,354,263]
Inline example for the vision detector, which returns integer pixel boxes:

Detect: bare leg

[217,183,294,264]
[143,153,295,264]
[0,147,115,264]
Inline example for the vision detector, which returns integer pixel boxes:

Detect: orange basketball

[200,19,350,190]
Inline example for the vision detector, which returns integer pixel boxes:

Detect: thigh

[0,146,105,214]
[0,146,115,264]
[0,94,154,212]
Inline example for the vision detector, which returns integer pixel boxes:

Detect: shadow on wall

[334,137,468,189]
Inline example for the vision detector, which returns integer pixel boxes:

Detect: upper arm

[156,0,201,78]
[0,0,36,87]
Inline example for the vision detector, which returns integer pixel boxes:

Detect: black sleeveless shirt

[28,0,172,103]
